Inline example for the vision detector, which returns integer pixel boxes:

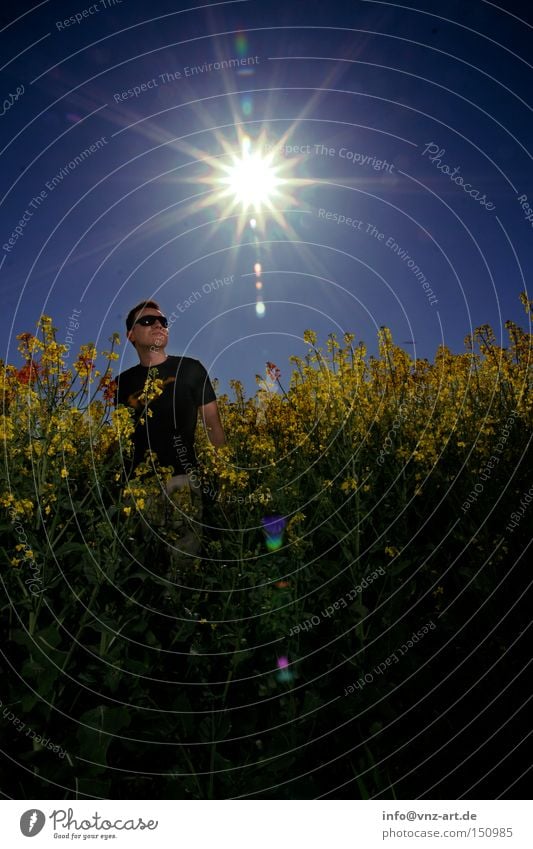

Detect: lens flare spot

[262,515,286,535]
[250,218,257,229]
[235,33,248,55]
[254,263,262,275]
[262,514,285,548]
[275,657,294,683]
[256,281,263,290]
[276,669,294,683]
[255,300,266,317]
[241,96,253,116]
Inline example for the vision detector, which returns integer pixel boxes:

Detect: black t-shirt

[116,355,217,475]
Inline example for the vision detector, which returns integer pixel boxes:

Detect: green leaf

[76,706,131,766]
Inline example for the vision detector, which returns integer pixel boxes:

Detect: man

[116,299,225,579]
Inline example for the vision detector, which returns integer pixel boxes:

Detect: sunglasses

[134,315,168,328]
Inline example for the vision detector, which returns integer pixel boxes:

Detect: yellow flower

[303,329,317,346]
[0,416,15,441]
[6,499,34,519]
[340,477,358,493]
[41,340,68,366]
[111,406,135,440]
[60,467,68,478]
[138,370,164,406]
[73,344,98,379]
[123,506,132,517]
[385,546,399,558]
[17,332,44,357]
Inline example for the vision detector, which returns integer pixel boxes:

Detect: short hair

[126,300,161,332]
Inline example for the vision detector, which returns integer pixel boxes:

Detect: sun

[180,129,307,239]
[219,137,284,213]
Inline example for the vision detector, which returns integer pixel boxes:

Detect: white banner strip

[1,799,531,847]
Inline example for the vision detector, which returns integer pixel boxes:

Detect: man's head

[126,300,169,352]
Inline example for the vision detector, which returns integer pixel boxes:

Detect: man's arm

[199,400,226,447]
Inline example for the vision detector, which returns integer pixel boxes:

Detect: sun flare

[183,128,307,240]
[219,137,284,213]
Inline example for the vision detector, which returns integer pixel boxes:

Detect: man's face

[128,307,169,350]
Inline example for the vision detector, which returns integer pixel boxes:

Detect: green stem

[48,582,100,715]
[43,483,99,551]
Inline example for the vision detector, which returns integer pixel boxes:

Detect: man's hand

[200,400,226,447]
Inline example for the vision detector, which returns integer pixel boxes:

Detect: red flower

[16,333,35,358]
[99,375,118,404]
[266,361,281,381]
[17,361,40,385]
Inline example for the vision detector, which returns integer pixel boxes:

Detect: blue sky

[1,0,532,397]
